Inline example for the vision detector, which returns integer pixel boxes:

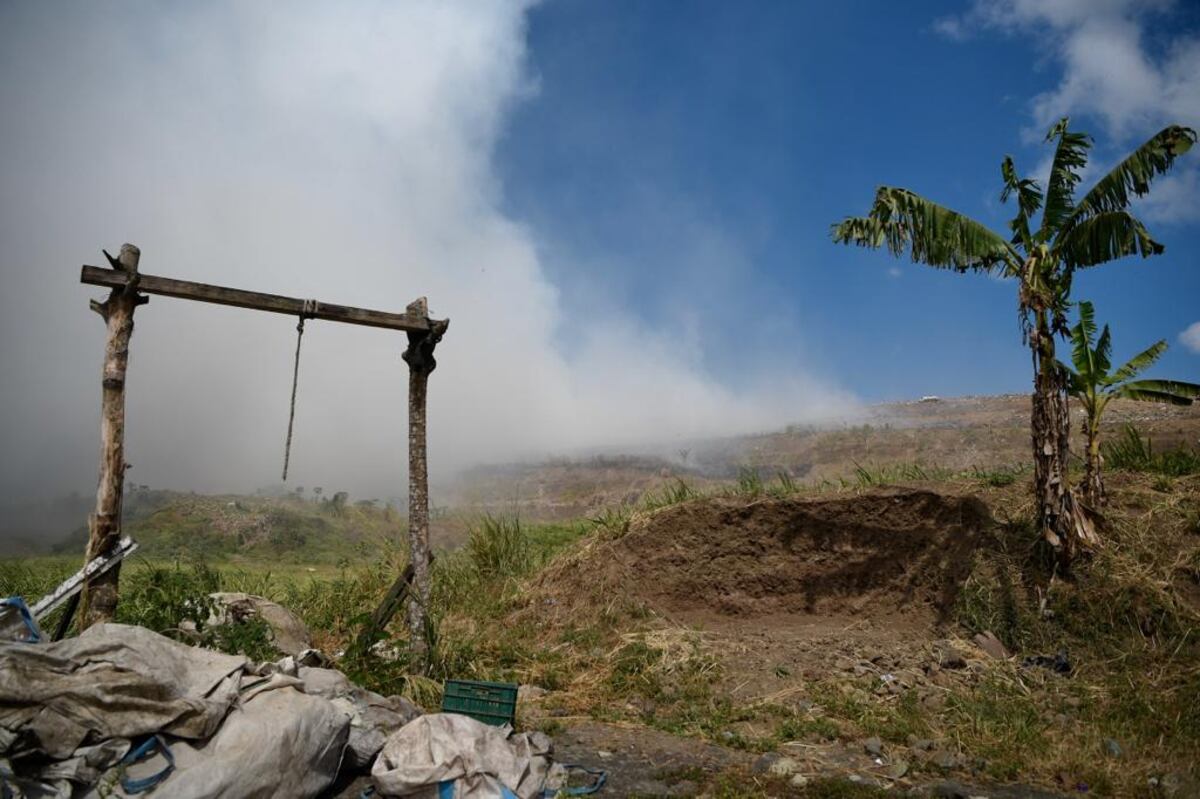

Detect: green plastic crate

[441,679,518,727]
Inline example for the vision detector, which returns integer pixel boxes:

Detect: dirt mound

[541,489,991,622]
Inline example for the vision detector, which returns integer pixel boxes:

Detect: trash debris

[1,618,597,798]
[441,679,518,727]
[207,592,313,656]
[0,623,352,797]
[371,713,552,798]
[1020,651,1073,675]
[0,597,42,643]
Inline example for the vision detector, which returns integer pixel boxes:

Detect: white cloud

[0,2,854,501]
[1181,322,1200,354]
[937,0,1200,222]
[887,267,903,279]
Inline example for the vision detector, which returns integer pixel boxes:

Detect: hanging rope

[282,300,317,481]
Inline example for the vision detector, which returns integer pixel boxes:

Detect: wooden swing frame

[77,243,448,645]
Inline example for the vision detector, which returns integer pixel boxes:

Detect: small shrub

[466,515,529,579]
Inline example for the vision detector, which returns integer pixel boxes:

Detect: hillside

[447,393,1200,519]
[45,489,411,564]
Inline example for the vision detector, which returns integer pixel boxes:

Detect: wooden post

[79,244,147,628]
[401,298,448,655]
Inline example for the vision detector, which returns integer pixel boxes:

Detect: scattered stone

[751,752,780,774]
[940,651,968,670]
[789,774,809,788]
[888,759,909,779]
[921,692,947,711]
[929,781,972,799]
[597,750,612,760]
[932,750,961,771]
[1102,738,1122,758]
[973,631,1010,660]
[768,756,799,777]
[668,780,698,796]
[863,736,884,756]
[907,736,936,751]
[631,779,671,795]
[1160,770,1200,797]
[518,684,548,702]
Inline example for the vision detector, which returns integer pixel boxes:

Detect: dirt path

[553,719,1070,797]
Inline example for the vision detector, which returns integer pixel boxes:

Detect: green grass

[1103,425,1200,476]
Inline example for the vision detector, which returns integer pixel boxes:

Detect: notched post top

[90,243,148,319]
[401,297,449,375]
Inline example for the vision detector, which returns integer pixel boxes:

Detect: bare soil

[541,489,989,625]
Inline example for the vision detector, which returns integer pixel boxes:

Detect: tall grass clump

[466,515,530,579]
[1103,425,1200,476]
[643,479,698,511]
[735,466,764,497]
[849,461,952,487]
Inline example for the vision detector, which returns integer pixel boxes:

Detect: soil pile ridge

[540,488,991,623]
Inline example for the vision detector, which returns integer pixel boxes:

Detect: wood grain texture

[81,265,437,332]
[80,245,143,628]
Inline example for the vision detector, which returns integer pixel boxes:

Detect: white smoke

[0,2,855,504]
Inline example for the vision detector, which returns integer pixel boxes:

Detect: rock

[208,592,312,656]
[668,780,699,796]
[789,774,809,788]
[751,752,781,774]
[907,736,936,751]
[1102,738,1122,758]
[631,780,671,795]
[929,781,972,799]
[940,651,968,670]
[1161,771,1200,797]
[932,750,961,770]
[889,759,910,779]
[597,750,612,760]
[863,736,884,756]
[518,684,548,702]
[768,757,799,777]
[973,631,1011,660]
[922,692,947,711]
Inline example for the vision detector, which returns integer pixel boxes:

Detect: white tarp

[1,623,419,799]
[371,714,552,799]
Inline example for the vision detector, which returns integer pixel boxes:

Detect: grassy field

[4,427,1200,796]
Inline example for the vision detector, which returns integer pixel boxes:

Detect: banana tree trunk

[1029,311,1077,560]
[1083,420,1105,507]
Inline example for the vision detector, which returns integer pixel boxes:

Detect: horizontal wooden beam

[81,265,436,332]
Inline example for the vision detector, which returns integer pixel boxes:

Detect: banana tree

[1061,300,1200,506]
[832,118,1195,564]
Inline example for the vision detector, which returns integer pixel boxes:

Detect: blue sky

[497,0,1200,401]
[1,1,1198,498]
